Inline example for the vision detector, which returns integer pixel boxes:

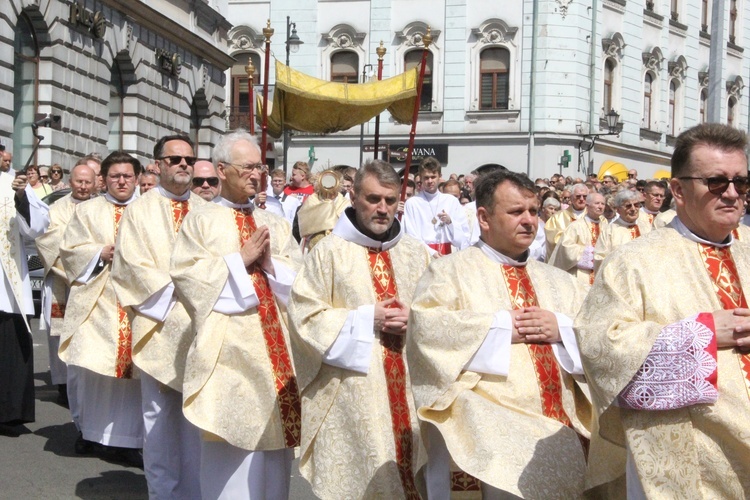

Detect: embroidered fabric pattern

[113,204,133,379]
[618,315,718,410]
[170,200,189,233]
[629,225,640,239]
[233,208,301,448]
[366,248,419,500]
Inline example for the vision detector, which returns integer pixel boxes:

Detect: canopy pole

[245,59,256,135]
[398,27,432,219]
[373,41,386,160]
[259,19,274,206]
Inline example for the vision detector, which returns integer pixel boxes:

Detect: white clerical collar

[332,207,403,251]
[477,239,529,267]
[607,214,620,224]
[104,192,137,206]
[214,196,254,210]
[670,216,733,248]
[614,217,637,227]
[585,215,600,224]
[641,207,659,215]
[571,208,584,218]
[420,190,440,202]
[157,185,191,201]
[71,195,88,204]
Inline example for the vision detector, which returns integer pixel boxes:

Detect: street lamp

[577,109,620,173]
[283,16,304,172]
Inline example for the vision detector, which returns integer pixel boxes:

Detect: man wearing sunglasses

[191,160,221,202]
[171,130,301,499]
[111,135,205,498]
[577,123,750,498]
[544,183,589,259]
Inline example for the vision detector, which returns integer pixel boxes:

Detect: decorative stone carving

[642,47,663,72]
[470,19,518,45]
[726,76,744,98]
[668,56,688,82]
[556,0,574,19]
[322,25,366,49]
[698,71,709,88]
[395,21,441,48]
[228,26,264,52]
[602,33,626,59]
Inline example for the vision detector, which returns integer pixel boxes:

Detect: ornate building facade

[2,0,232,169]
[226,0,749,178]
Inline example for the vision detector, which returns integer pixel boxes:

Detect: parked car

[28,188,72,317]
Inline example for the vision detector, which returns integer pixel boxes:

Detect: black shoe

[104,447,144,468]
[57,384,69,407]
[74,432,95,455]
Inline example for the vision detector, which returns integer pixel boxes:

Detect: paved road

[0,318,316,499]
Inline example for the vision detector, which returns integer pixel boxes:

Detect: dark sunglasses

[51,169,63,174]
[678,176,750,195]
[192,177,219,187]
[160,155,197,166]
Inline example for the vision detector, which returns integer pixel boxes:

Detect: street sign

[363,144,388,152]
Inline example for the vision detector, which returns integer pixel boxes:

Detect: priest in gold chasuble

[59,152,144,450]
[289,160,431,499]
[408,170,598,499]
[544,183,589,259]
[576,123,750,498]
[35,163,96,397]
[593,189,651,272]
[170,131,301,500]
[111,135,205,499]
[548,192,607,285]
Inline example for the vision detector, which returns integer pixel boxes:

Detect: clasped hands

[713,308,750,352]
[240,225,274,275]
[374,297,409,335]
[511,306,561,344]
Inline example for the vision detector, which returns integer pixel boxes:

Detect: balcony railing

[228,106,254,131]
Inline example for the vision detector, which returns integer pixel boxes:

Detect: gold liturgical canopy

[258,60,419,138]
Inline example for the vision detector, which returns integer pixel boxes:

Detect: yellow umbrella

[597,161,628,182]
[653,169,671,180]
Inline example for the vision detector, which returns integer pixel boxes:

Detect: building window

[331,51,359,83]
[642,73,653,129]
[479,47,510,110]
[107,61,124,151]
[700,89,708,123]
[230,52,260,130]
[701,0,709,31]
[668,80,677,136]
[729,0,738,44]
[603,58,615,114]
[728,97,737,127]
[405,50,433,111]
[190,101,200,151]
[13,12,39,167]
[671,0,679,19]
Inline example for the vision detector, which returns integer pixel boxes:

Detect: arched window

[405,50,433,111]
[230,52,261,129]
[13,12,39,167]
[603,58,615,114]
[668,80,677,136]
[642,73,653,129]
[479,47,510,110]
[728,97,737,127]
[700,89,708,123]
[107,60,124,151]
[331,51,359,83]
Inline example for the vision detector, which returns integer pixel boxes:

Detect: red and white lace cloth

[618,312,718,410]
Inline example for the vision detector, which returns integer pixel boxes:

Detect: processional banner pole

[398,27,432,219]
[373,41,386,160]
[245,60,256,135]
[259,19,274,207]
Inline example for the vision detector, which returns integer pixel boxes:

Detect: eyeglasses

[159,155,197,166]
[51,169,62,174]
[678,176,750,195]
[620,203,641,209]
[107,173,136,181]
[40,175,49,180]
[192,177,219,187]
[226,162,267,174]
[573,194,587,199]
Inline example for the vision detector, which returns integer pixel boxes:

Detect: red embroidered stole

[52,202,80,320]
[645,212,655,225]
[588,221,601,285]
[233,208,301,448]
[502,265,574,424]
[698,244,750,399]
[629,224,641,239]
[365,248,419,499]
[113,204,133,379]
[170,199,189,233]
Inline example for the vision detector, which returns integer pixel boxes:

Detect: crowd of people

[1,121,749,499]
